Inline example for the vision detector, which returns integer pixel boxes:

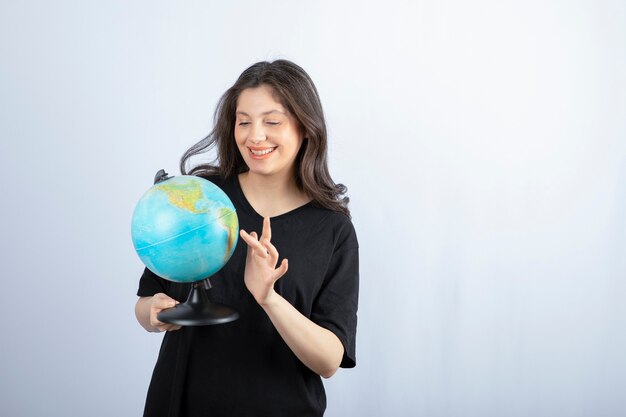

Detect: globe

[131,175,239,283]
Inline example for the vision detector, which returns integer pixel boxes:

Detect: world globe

[131,175,239,283]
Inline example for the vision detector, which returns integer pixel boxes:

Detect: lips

[248,146,277,159]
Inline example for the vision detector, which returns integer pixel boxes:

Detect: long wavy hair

[180,60,350,216]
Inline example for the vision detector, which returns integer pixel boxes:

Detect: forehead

[236,85,286,113]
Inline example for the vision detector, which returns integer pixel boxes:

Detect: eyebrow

[236,110,286,117]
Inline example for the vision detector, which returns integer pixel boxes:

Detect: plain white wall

[1,1,624,416]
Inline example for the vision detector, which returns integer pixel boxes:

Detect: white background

[1,1,624,416]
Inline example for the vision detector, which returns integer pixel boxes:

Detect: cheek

[283,127,303,150]
[291,135,304,153]
[233,128,245,145]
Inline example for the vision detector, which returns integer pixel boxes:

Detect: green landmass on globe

[131,176,239,283]
[154,179,212,214]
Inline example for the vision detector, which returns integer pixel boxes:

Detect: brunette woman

[135,60,359,417]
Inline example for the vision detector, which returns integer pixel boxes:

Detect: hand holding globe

[141,293,182,332]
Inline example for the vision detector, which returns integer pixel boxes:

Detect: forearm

[260,291,344,378]
[135,296,159,332]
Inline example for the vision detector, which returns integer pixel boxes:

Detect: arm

[240,217,344,378]
[261,291,344,378]
[135,293,182,333]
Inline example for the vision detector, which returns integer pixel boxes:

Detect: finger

[150,306,169,322]
[240,229,260,242]
[239,230,265,262]
[275,258,289,279]
[263,238,280,267]
[153,294,178,309]
[155,299,178,310]
[240,229,268,257]
[153,315,182,331]
[155,324,179,332]
[239,229,255,240]
[261,216,271,242]
[240,229,264,249]
[150,315,165,328]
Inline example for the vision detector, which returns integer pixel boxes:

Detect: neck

[238,170,309,218]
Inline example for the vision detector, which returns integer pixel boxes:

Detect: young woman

[135,60,359,417]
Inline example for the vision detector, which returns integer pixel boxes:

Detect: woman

[135,60,359,417]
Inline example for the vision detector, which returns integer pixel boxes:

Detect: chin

[245,164,274,176]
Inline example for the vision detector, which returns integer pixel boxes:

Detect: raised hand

[239,216,289,306]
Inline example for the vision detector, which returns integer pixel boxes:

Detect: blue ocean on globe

[131,175,239,283]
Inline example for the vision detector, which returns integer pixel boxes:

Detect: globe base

[157,278,239,326]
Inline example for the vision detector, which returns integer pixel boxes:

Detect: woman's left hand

[239,216,289,305]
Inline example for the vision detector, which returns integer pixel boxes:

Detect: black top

[137,174,359,417]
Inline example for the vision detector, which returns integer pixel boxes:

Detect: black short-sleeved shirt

[137,174,359,417]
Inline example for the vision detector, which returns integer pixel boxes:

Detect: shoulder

[301,205,359,252]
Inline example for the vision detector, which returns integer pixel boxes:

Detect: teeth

[250,148,275,156]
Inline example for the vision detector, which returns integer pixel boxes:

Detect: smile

[249,147,276,156]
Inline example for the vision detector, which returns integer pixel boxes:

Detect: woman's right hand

[136,293,182,332]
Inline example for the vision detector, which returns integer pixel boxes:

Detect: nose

[249,122,266,144]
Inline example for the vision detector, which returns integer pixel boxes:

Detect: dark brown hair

[180,60,350,216]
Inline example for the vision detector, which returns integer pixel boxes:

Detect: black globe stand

[157,278,239,326]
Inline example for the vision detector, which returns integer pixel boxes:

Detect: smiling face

[234,85,304,180]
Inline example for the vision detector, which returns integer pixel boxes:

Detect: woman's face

[234,85,304,180]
